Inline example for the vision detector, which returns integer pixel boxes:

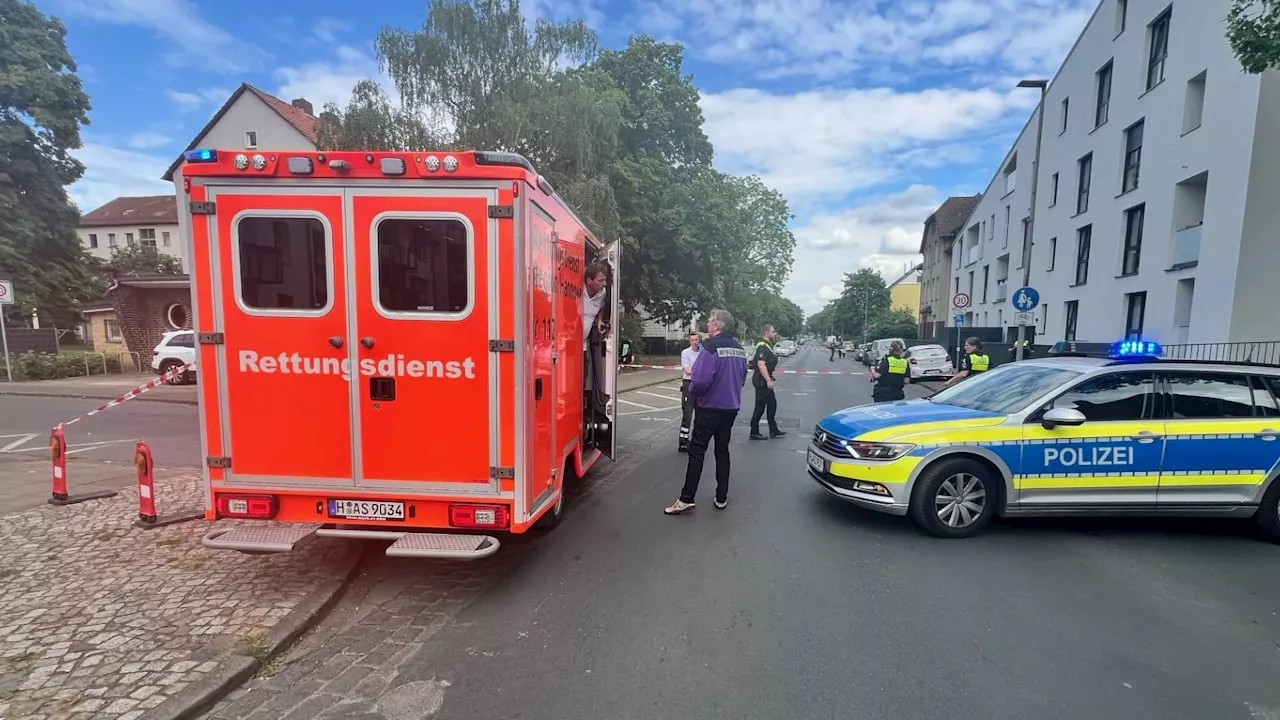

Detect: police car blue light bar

[1048,339,1163,358]
[184,149,218,163]
[1111,339,1162,357]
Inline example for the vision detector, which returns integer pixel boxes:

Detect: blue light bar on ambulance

[1047,339,1163,359]
[184,148,218,163]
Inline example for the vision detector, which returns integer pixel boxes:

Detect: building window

[1183,71,1206,134]
[1050,172,1059,206]
[1147,9,1171,91]
[1122,119,1144,193]
[88,233,98,249]
[1122,204,1145,276]
[165,302,188,330]
[1076,153,1092,214]
[1075,225,1092,285]
[125,232,135,247]
[1060,97,1069,133]
[988,214,995,240]
[1095,61,1113,128]
[245,131,258,149]
[105,319,122,342]
[1064,300,1079,341]
[1003,155,1017,195]
[981,266,989,303]
[1048,237,1057,271]
[108,233,117,248]
[1124,291,1147,338]
[162,231,172,247]
[235,216,331,311]
[374,218,472,316]
[1020,218,1031,268]
[139,228,157,248]
[1116,0,1127,35]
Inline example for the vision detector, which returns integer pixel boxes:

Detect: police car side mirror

[1041,407,1086,429]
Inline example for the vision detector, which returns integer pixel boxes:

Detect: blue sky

[45,0,1097,314]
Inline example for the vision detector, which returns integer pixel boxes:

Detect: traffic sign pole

[0,280,12,383]
[1010,286,1040,362]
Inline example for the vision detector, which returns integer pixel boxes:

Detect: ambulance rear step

[201,525,500,560]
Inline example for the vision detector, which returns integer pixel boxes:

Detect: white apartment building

[949,0,1280,346]
[78,196,183,269]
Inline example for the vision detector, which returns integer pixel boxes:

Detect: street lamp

[1015,78,1049,362]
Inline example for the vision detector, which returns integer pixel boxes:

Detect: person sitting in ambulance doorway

[869,340,908,403]
[582,262,609,351]
[582,261,612,428]
[942,336,990,388]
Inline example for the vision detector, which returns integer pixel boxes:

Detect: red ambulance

[177,148,620,559]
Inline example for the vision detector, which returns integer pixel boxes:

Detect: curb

[618,372,679,394]
[0,390,199,406]
[138,542,366,720]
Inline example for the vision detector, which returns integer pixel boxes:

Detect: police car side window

[1254,377,1280,417]
[1165,372,1255,419]
[1050,372,1155,422]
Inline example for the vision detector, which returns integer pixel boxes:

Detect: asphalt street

[203,343,1280,720]
[0,394,202,466]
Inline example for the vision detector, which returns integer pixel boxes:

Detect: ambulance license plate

[807,450,826,473]
[327,499,405,521]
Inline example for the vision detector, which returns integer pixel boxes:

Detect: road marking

[635,390,677,401]
[617,398,656,410]
[0,433,39,452]
[619,405,680,416]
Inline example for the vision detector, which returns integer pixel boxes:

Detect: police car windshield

[929,363,1085,414]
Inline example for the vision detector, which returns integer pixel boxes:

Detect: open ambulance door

[600,240,621,459]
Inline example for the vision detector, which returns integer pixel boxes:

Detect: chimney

[291,98,313,115]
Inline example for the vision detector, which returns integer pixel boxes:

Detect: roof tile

[79,195,178,227]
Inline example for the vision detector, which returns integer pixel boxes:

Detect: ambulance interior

[582,243,617,455]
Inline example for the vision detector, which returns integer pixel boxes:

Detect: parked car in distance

[906,343,953,382]
[151,330,197,385]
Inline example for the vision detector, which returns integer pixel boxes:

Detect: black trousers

[749,384,779,434]
[680,408,737,503]
[872,384,906,403]
[679,379,694,448]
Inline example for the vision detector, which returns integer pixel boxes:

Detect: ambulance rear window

[235,216,330,311]
[375,218,470,315]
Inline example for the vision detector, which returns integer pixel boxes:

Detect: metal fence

[1161,341,1280,365]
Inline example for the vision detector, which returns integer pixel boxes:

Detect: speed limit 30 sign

[951,292,970,309]
[0,280,13,305]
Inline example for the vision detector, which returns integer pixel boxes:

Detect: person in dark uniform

[870,340,908,402]
[749,324,786,440]
[1008,338,1034,362]
[944,336,990,388]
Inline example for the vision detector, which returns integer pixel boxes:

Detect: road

[201,344,1280,720]
[0,394,202,465]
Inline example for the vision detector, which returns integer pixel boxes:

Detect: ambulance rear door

[347,185,501,496]
[202,186,354,486]
[601,240,621,459]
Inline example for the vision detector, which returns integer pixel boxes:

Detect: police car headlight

[845,442,914,461]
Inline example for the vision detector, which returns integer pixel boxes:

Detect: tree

[1227,0,1280,74]
[0,0,101,327]
[316,79,443,151]
[107,245,183,275]
[831,268,891,337]
[867,308,919,341]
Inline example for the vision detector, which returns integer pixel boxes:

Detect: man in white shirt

[678,331,701,452]
[582,262,608,352]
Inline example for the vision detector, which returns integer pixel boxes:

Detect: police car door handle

[1130,430,1162,442]
[328,336,344,349]
[1256,429,1280,440]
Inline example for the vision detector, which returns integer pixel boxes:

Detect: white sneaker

[664,500,695,515]
[714,498,728,510]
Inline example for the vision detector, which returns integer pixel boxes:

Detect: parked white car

[906,343,953,382]
[151,330,197,385]
[775,340,797,356]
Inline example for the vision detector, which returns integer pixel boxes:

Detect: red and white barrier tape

[57,364,191,430]
[628,363,869,376]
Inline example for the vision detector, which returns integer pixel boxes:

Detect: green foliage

[107,244,184,274]
[5,351,123,381]
[0,0,102,328]
[1227,0,1280,74]
[317,0,797,325]
[804,268,914,340]
[867,308,919,341]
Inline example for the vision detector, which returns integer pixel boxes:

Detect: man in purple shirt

[665,309,749,514]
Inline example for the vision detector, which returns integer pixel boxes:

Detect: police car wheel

[1255,481,1280,542]
[909,458,998,539]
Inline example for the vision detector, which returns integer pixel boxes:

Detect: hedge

[2,351,125,382]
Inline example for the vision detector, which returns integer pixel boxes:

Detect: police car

[806,340,1280,540]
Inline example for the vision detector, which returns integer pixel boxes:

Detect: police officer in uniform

[870,340,908,402]
[944,336,990,387]
[748,325,785,440]
[1008,338,1034,362]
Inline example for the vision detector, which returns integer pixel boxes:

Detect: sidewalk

[1,367,678,407]
[0,458,360,720]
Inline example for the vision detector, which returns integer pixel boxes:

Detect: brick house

[99,272,193,368]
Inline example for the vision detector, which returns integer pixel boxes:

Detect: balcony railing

[1163,341,1280,365]
[995,280,1008,302]
[1171,224,1202,268]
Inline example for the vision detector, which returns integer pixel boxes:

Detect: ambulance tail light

[216,494,278,520]
[449,504,511,529]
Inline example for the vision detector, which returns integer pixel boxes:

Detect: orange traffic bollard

[47,426,117,506]
[133,441,202,530]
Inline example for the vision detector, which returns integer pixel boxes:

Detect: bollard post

[48,426,118,506]
[133,441,203,530]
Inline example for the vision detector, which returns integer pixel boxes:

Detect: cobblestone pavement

[0,469,357,720]
[200,401,678,720]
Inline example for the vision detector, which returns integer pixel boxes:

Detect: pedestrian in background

[870,340,908,403]
[678,331,701,452]
[665,309,748,515]
[749,324,786,440]
[1008,338,1034,362]
[943,336,990,387]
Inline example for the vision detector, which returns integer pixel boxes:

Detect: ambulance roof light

[185,149,217,163]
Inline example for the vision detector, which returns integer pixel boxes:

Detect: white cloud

[51,0,268,74]
[126,132,172,150]
[167,88,234,111]
[312,18,352,44]
[274,45,383,111]
[69,142,173,213]
[784,185,941,314]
